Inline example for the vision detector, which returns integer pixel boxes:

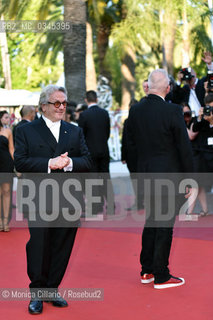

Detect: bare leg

[198,187,208,216]
[2,183,11,231]
[187,187,208,215]
[187,193,196,214]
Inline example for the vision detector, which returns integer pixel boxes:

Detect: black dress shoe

[125,203,138,211]
[125,203,144,211]
[52,296,68,307]
[28,300,43,314]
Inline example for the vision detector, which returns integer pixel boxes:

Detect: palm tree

[63,0,86,102]
[112,0,212,75]
[1,0,87,102]
[86,20,97,90]
[0,15,12,89]
[87,0,122,79]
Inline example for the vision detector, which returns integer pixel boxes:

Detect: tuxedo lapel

[34,117,57,152]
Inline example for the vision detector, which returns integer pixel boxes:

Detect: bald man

[13,105,36,143]
[127,69,193,289]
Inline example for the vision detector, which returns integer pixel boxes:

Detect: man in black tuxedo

[127,69,193,289]
[171,52,213,113]
[14,85,91,314]
[78,90,113,214]
[172,68,206,116]
[13,105,36,144]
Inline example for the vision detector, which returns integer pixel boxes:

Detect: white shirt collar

[42,115,61,128]
[42,115,61,142]
[155,94,165,101]
[88,103,97,108]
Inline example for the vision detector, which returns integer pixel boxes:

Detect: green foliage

[0,0,33,19]
[111,0,213,99]
[0,0,64,90]
[87,0,122,26]
[0,0,213,101]
[7,33,63,90]
[105,45,122,103]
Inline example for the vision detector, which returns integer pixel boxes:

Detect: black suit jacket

[14,117,91,173]
[13,119,29,144]
[193,118,213,155]
[78,105,110,159]
[127,94,193,173]
[172,77,206,106]
[14,117,91,221]
[121,118,137,172]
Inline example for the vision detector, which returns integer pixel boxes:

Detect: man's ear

[40,104,46,113]
[166,85,170,95]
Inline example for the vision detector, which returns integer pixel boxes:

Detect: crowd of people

[1,53,213,313]
[1,53,213,227]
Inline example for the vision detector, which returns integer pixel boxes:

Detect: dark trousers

[26,224,77,289]
[140,191,177,283]
[91,155,110,173]
[90,156,114,214]
[129,172,144,208]
[140,225,174,283]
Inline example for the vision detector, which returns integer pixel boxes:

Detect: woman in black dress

[0,111,14,231]
[182,103,208,217]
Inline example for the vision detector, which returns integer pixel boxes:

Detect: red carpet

[0,227,213,320]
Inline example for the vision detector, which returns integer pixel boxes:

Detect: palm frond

[35,32,63,64]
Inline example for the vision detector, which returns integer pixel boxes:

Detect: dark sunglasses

[48,101,67,108]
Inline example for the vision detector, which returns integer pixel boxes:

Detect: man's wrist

[48,159,52,173]
[64,158,73,172]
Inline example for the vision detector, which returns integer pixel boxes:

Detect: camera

[207,71,213,89]
[203,105,213,116]
[180,67,194,81]
[183,111,192,118]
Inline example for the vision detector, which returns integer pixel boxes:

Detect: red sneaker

[141,273,154,284]
[154,276,185,289]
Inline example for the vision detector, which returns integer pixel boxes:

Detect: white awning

[0,88,40,106]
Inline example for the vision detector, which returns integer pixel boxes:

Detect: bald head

[20,105,36,121]
[148,69,170,97]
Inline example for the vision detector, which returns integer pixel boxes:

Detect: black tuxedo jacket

[14,117,91,221]
[78,105,110,158]
[14,117,91,173]
[127,94,193,173]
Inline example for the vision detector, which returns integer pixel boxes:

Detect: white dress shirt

[42,115,73,172]
[188,78,201,116]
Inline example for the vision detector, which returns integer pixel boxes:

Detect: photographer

[193,93,213,167]
[172,52,213,115]
[172,67,206,116]
[191,93,213,215]
[204,70,213,96]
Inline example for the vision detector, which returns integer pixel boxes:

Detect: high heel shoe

[0,219,3,232]
[200,210,209,217]
[3,218,10,232]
